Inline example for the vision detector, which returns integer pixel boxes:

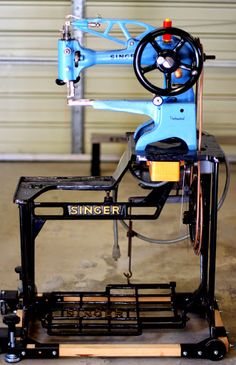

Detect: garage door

[0,1,71,154]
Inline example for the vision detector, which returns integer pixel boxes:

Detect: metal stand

[0,134,230,362]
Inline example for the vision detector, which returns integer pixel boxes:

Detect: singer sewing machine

[0,17,231,362]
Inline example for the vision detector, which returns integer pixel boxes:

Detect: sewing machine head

[57,17,203,98]
[56,17,214,161]
[56,17,156,97]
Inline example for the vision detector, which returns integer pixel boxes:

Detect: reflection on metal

[0,58,235,68]
[71,0,85,153]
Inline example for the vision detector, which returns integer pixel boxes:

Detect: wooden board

[59,343,181,357]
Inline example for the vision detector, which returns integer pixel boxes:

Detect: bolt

[198,351,203,356]
[183,351,188,356]
[52,351,57,356]
[21,351,26,356]
[214,350,219,356]
[152,96,163,106]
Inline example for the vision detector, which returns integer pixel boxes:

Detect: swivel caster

[205,339,227,361]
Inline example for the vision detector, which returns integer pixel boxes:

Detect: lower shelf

[39,282,186,336]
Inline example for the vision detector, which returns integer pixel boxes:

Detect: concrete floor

[0,161,235,364]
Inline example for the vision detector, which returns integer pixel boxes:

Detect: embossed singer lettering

[66,307,124,318]
[68,205,123,216]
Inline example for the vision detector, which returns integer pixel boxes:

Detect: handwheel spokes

[142,62,157,74]
[165,73,172,90]
[150,39,162,54]
[180,63,195,72]
[173,38,186,52]
[133,26,203,96]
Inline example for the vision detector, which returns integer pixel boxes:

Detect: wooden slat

[16,309,23,328]
[215,309,224,327]
[63,295,171,303]
[214,310,230,352]
[59,343,181,357]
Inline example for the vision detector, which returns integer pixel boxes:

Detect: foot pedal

[40,283,186,336]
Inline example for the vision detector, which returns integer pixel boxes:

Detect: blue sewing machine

[57,17,204,156]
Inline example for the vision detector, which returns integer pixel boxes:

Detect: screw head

[52,351,57,356]
[152,96,163,106]
[183,351,188,356]
[214,350,219,355]
[198,351,203,356]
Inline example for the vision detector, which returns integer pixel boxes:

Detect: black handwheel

[133,27,203,96]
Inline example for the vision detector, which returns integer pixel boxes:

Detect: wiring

[119,153,230,246]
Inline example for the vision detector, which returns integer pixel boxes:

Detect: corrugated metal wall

[0,1,71,153]
[0,1,235,155]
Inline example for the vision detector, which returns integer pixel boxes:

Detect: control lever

[204,54,216,60]
[3,314,20,348]
[55,79,66,86]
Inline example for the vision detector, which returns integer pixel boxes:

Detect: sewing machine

[0,17,230,362]
[57,17,204,154]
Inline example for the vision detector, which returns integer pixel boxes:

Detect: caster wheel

[205,339,226,361]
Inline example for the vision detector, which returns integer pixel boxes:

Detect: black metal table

[0,134,229,362]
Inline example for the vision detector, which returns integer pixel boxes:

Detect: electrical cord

[120,219,189,244]
[217,153,230,210]
[119,153,230,245]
